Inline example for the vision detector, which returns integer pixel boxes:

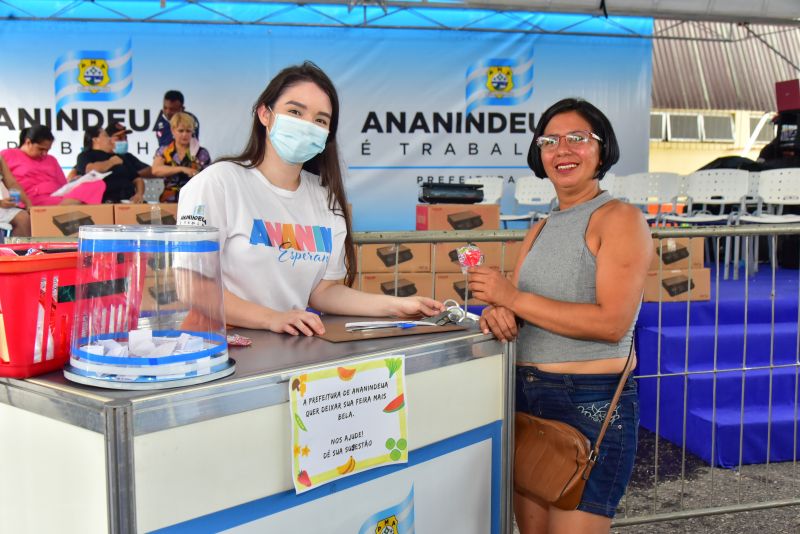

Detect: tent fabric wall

[0,19,652,230]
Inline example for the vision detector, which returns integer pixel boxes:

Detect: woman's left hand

[468,266,519,308]
[392,296,445,319]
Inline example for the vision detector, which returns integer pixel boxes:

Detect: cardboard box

[358,273,434,299]
[433,242,502,273]
[643,268,710,302]
[358,243,431,273]
[434,272,487,306]
[502,240,524,272]
[650,237,704,271]
[30,204,114,237]
[416,203,500,231]
[114,203,178,225]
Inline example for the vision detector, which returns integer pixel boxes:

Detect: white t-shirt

[177,161,347,312]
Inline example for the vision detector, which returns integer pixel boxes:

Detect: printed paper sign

[289,355,408,493]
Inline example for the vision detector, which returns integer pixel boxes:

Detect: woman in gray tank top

[469,98,652,533]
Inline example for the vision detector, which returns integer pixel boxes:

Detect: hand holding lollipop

[456,243,484,274]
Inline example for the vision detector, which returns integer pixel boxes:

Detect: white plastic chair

[651,172,685,206]
[660,169,751,226]
[143,178,165,204]
[600,172,615,196]
[500,176,557,228]
[612,172,683,222]
[734,169,800,276]
[659,169,751,279]
[465,177,503,205]
[609,173,650,219]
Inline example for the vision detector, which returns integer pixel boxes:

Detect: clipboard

[317,316,467,343]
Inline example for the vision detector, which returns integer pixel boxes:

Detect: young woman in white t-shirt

[178,62,444,336]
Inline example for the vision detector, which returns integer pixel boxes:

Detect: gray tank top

[516,191,637,364]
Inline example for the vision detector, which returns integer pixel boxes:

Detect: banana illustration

[336,455,356,475]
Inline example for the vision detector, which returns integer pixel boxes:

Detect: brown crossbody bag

[513,347,634,510]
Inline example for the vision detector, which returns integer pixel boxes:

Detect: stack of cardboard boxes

[32,202,704,305]
[29,204,179,236]
[356,204,522,305]
[643,237,710,302]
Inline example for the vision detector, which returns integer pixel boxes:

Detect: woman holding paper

[469,98,652,533]
[0,126,105,206]
[178,62,444,336]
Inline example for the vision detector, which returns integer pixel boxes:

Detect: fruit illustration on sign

[297,470,312,487]
[383,393,405,413]
[336,455,357,475]
[337,366,356,381]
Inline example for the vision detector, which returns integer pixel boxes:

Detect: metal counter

[0,317,512,534]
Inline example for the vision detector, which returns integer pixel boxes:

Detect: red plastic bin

[0,243,78,378]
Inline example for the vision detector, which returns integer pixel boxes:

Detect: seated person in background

[0,125,105,206]
[154,90,200,148]
[106,120,134,156]
[151,112,211,203]
[76,126,150,203]
[0,155,31,236]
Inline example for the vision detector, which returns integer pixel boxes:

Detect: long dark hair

[527,98,620,181]
[20,125,55,147]
[220,61,356,287]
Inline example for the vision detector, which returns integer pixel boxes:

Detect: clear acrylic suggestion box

[65,225,234,389]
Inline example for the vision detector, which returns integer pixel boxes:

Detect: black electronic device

[377,245,413,267]
[657,245,689,265]
[147,254,170,272]
[419,183,484,204]
[136,212,177,225]
[447,210,484,230]
[148,281,178,305]
[380,279,417,297]
[52,211,94,236]
[662,275,695,297]
[453,280,468,300]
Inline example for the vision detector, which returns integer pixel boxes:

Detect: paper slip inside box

[52,170,111,197]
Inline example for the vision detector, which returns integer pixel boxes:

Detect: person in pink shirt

[0,125,105,206]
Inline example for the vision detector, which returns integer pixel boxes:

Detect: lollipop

[227,333,253,347]
[456,243,484,274]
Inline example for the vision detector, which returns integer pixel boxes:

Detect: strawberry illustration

[297,470,312,487]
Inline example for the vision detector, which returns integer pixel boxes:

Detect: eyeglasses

[535,130,602,151]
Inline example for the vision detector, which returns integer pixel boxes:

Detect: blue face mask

[113,141,128,155]
[267,111,328,165]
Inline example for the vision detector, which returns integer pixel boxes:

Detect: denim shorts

[515,365,639,518]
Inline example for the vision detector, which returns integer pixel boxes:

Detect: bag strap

[583,344,635,478]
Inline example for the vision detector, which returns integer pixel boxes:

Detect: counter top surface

[12,315,493,404]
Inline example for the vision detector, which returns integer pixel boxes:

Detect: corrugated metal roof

[653,20,800,111]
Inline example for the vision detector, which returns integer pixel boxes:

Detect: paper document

[52,170,110,196]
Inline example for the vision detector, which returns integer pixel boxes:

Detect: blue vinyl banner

[0,19,652,230]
